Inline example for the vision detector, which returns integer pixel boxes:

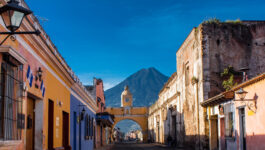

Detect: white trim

[0,46,27,64]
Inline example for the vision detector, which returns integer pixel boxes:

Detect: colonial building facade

[201,73,265,150]
[0,0,97,150]
[148,73,179,144]
[148,20,265,149]
[174,20,265,149]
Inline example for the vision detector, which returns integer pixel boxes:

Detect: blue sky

[26,0,265,89]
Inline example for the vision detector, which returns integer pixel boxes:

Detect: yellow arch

[106,107,148,142]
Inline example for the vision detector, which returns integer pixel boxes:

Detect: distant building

[86,78,114,148]
[148,72,178,144]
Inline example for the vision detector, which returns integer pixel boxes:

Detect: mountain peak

[105,68,169,107]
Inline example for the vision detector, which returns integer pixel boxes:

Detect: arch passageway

[106,107,148,142]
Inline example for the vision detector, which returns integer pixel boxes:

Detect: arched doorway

[113,119,143,143]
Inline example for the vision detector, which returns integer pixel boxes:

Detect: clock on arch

[125,98,130,102]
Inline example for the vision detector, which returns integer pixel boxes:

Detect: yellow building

[106,86,149,142]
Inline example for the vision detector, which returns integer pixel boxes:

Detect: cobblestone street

[99,143,188,150]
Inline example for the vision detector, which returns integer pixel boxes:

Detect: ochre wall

[43,71,71,149]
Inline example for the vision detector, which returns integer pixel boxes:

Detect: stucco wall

[70,94,96,150]
[234,78,265,150]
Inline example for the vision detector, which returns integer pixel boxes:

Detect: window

[90,117,93,138]
[185,66,190,86]
[225,103,234,137]
[0,55,23,140]
[97,97,101,102]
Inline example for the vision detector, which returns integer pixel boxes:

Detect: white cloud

[76,72,124,90]
[104,81,120,90]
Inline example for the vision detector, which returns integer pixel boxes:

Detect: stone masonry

[176,21,265,150]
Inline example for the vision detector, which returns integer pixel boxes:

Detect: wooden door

[220,118,226,150]
[210,115,218,150]
[62,111,69,148]
[48,100,54,150]
[26,97,35,150]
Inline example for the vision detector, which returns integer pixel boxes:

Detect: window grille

[0,55,23,140]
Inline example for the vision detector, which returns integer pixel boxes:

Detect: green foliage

[222,74,238,91]
[202,18,221,25]
[225,19,242,24]
[191,76,198,84]
[221,66,238,91]
[221,66,232,77]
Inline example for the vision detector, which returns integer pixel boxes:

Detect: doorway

[93,124,96,148]
[157,121,160,143]
[48,100,54,150]
[172,116,176,142]
[210,115,218,150]
[63,111,70,149]
[26,97,35,150]
[100,124,103,146]
[73,112,77,150]
[220,118,225,150]
[239,108,246,150]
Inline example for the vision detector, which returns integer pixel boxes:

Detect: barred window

[0,54,23,140]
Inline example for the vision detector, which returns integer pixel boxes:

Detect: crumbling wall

[176,21,265,150]
[202,21,265,99]
[176,27,207,149]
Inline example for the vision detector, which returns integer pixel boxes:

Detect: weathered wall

[176,27,206,149]
[175,21,265,150]
[202,22,265,99]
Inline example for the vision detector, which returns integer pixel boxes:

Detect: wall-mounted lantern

[77,104,86,123]
[0,0,40,45]
[235,88,257,111]
[236,88,248,100]
[35,67,43,81]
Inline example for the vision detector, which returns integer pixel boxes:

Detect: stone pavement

[98,142,189,150]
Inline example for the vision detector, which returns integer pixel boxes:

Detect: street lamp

[235,88,257,111]
[36,67,43,81]
[236,88,248,100]
[0,0,40,45]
